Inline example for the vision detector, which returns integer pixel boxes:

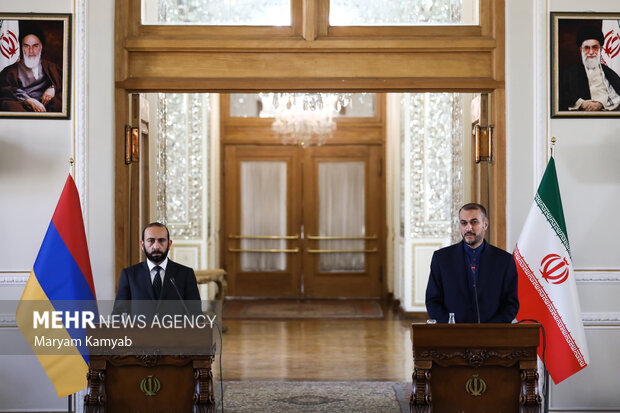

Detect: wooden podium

[83,325,216,413]
[410,324,542,413]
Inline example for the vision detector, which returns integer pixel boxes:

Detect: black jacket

[112,260,201,316]
[425,241,519,323]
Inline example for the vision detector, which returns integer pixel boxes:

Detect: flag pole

[543,137,556,413]
[544,369,550,413]
[68,157,75,413]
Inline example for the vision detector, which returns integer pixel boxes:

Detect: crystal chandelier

[260,93,352,147]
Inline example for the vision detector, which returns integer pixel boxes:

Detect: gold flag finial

[551,137,556,157]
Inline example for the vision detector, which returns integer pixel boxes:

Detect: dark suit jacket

[113,260,201,316]
[425,241,519,323]
[0,59,63,110]
[559,62,620,110]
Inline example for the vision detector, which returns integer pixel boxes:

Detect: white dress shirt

[146,257,169,285]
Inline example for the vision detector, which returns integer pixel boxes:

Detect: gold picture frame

[551,12,620,118]
[0,13,71,119]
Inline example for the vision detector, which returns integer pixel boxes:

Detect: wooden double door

[224,144,382,298]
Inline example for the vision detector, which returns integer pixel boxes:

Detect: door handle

[229,234,299,240]
[307,235,376,240]
[229,248,300,253]
[306,248,378,253]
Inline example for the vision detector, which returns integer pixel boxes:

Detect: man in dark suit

[425,203,519,323]
[113,222,201,316]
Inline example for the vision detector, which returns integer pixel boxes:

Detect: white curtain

[240,161,287,271]
[318,162,365,272]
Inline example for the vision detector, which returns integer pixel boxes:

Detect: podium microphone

[471,265,481,324]
[169,277,192,317]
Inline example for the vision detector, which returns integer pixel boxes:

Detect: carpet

[214,381,410,413]
[223,300,383,319]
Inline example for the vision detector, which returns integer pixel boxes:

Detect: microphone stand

[169,277,192,316]
[170,277,225,412]
[471,266,481,324]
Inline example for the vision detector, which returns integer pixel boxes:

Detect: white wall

[0,0,75,284]
[86,0,115,302]
[506,0,620,411]
[0,0,76,410]
[0,0,115,410]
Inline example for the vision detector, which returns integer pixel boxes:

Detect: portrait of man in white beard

[559,25,620,112]
[0,25,63,113]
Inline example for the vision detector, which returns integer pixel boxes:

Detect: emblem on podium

[465,374,486,396]
[140,375,161,396]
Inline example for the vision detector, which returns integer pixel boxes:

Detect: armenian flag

[16,175,97,397]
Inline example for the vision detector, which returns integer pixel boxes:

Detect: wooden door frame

[114,0,506,288]
[221,94,386,297]
[302,144,383,298]
[223,145,303,297]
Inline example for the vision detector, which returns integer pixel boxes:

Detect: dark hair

[576,25,605,48]
[142,222,170,241]
[459,203,488,220]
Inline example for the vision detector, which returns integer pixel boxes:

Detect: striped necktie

[153,266,162,299]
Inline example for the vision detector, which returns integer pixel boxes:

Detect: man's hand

[580,100,604,111]
[25,98,47,112]
[41,87,55,105]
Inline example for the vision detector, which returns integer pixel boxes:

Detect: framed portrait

[0,13,71,119]
[551,12,620,118]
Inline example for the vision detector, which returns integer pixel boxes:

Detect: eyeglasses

[581,45,600,52]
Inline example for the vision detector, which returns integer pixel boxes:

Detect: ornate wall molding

[0,273,29,286]
[403,93,464,240]
[582,312,620,326]
[575,271,620,283]
[0,313,16,327]
[76,0,88,220]
[157,93,208,240]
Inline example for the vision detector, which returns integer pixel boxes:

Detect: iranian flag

[602,20,620,75]
[513,157,589,384]
[0,20,19,72]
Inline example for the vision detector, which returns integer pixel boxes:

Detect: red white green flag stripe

[514,157,589,384]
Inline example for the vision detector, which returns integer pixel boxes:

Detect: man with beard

[425,203,519,323]
[560,25,620,111]
[113,222,201,316]
[0,29,62,112]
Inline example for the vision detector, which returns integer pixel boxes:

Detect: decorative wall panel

[401,93,464,242]
[398,93,465,311]
[411,242,443,306]
[156,94,210,241]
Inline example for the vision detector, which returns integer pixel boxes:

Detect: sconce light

[125,124,139,164]
[473,124,493,163]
